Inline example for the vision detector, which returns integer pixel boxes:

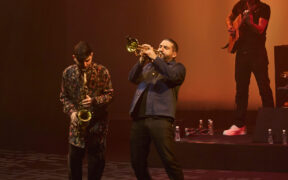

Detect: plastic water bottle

[199,119,203,129]
[208,119,214,135]
[268,129,273,144]
[185,128,189,137]
[175,126,181,141]
[282,129,287,145]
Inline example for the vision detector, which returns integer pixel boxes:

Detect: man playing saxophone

[60,41,113,180]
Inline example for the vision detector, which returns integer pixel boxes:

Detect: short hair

[164,38,179,53]
[73,41,92,63]
[247,0,260,3]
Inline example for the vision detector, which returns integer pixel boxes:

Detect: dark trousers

[68,141,106,180]
[130,117,184,180]
[234,48,274,127]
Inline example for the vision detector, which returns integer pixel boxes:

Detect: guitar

[227,10,250,53]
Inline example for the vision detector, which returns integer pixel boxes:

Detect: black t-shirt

[232,0,270,51]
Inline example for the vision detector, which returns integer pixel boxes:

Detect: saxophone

[77,71,92,135]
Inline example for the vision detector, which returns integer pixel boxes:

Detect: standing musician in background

[128,38,185,180]
[60,41,113,180]
[223,0,274,136]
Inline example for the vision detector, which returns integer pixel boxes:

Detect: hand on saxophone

[70,111,79,127]
[81,95,92,108]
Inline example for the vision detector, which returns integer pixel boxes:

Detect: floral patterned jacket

[60,62,113,148]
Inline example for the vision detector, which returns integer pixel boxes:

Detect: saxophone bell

[77,109,92,123]
[77,71,93,135]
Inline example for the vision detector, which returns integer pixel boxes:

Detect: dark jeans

[68,139,106,180]
[130,117,184,180]
[234,48,274,127]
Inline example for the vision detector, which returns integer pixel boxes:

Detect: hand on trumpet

[139,44,158,60]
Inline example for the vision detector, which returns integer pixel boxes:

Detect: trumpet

[126,36,163,57]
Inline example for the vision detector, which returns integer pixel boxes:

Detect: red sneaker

[223,125,246,136]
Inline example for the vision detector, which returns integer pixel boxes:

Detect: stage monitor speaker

[274,45,288,107]
[253,108,288,143]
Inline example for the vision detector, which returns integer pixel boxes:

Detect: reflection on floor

[1,149,288,180]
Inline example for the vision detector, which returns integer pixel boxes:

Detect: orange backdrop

[156,0,288,110]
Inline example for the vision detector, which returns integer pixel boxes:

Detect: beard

[158,51,164,59]
[162,54,173,62]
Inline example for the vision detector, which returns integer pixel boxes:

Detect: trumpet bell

[126,36,139,53]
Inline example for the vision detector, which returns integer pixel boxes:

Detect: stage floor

[1,149,288,180]
[181,134,254,144]
[148,133,288,172]
[1,110,288,179]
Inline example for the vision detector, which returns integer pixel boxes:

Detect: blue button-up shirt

[128,57,186,119]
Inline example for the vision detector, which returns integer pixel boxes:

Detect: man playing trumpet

[128,38,185,180]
